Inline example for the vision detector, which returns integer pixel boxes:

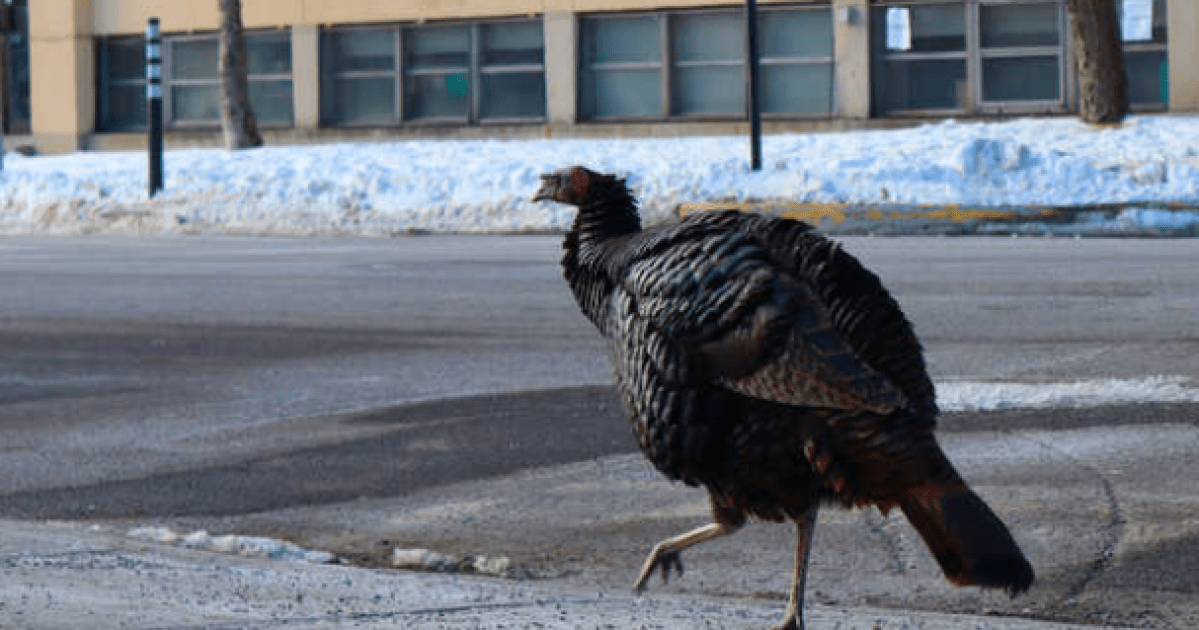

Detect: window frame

[321,17,547,128]
[96,29,295,132]
[974,0,1068,114]
[578,4,835,123]
[1119,0,1168,110]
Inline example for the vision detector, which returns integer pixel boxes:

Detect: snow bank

[2,116,1198,236]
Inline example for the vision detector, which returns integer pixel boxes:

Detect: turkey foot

[631,521,739,592]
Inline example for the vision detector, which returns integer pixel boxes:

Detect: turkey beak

[532,173,564,203]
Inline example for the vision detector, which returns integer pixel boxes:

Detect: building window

[580,6,834,121]
[1119,0,1168,107]
[873,1,1070,115]
[97,31,293,132]
[320,19,545,126]
[1,0,31,134]
[978,2,1063,103]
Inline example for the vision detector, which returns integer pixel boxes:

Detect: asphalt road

[1,235,1197,627]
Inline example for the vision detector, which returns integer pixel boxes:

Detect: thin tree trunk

[218,0,262,149]
[1067,0,1129,124]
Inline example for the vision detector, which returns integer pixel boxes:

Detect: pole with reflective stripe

[146,17,164,197]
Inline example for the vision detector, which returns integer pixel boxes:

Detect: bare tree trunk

[218,0,262,149]
[1067,0,1129,124]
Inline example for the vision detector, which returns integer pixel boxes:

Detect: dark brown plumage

[533,166,1034,629]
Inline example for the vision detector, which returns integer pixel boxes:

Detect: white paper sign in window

[1121,0,1153,42]
[886,7,912,51]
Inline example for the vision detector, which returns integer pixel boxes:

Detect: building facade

[3,0,1196,154]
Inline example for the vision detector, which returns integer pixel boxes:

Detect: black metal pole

[146,17,163,197]
[746,0,762,171]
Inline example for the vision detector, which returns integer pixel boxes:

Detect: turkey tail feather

[900,483,1034,597]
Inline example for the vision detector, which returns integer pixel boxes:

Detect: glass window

[2,0,31,133]
[980,4,1059,48]
[248,36,292,74]
[249,78,294,125]
[481,22,543,66]
[406,26,470,70]
[762,63,833,114]
[758,8,834,115]
[582,16,662,64]
[671,12,743,63]
[333,29,395,72]
[581,68,662,118]
[909,5,967,53]
[404,74,470,119]
[481,72,546,119]
[171,84,220,122]
[982,56,1059,101]
[171,39,218,80]
[329,76,396,124]
[1125,49,1168,105]
[759,9,832,58]
[98,38,147,131]
[580,16,663,119]
[880,59,968,110]
[670,12,743,116]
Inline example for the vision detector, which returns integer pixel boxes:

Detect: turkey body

[535,167,1033,629]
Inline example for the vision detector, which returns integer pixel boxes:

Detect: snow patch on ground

[2,116,1198,236]
[937,376,1199,412]
[125,526,337,564]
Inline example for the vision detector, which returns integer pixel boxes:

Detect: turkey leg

[776,505,820,630]
[631,521,741,591]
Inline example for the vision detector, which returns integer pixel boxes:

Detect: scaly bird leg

[632,521,740,592]
[775,506,819,630]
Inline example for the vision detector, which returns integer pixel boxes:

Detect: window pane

[672,12,742,62]
[672,66,745,115]
[105,40,145,81]
[103,84,147,130]
[982,56,1059,101]
[480,71,545,118]
[406,26,470,71]
[582,16,661,64]
[1116,0,1168,43]
[170,84,220,121]
[582,68,662,117]
[481,21,543,66]
[248,35,291,74]
[879,59,967,110]
[760,9,832,58]
[333,30,395,71]
[329,76,396,123]
[249,78,294,124]
[171,39,218,80]
[405,73,470,119]
[980,4,1060,48]
[1125,49,1168,104]
[762,63,832,114]
[899,5,966,53]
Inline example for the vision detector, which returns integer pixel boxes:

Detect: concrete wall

[28,0,95,153]
[1167,0,1198,111]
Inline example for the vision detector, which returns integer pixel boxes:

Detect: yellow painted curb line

[675,202,1160,225]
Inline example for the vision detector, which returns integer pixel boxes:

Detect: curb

[676,201,1199,236]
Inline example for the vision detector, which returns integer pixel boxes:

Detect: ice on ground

[937,375,1199,412]
[125,526,337,564]
[2,115,1198,236]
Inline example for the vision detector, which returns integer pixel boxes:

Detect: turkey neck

[561,186,641,329]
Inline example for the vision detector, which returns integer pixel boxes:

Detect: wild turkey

[532,166,1034,629]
